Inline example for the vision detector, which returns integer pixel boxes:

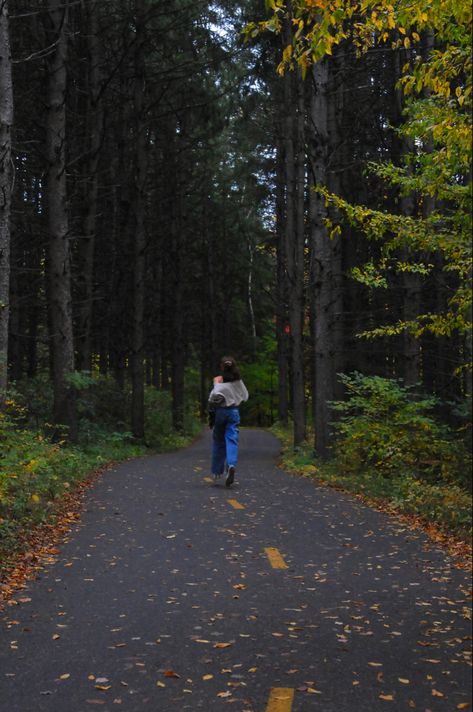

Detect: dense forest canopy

[0,0,471,459]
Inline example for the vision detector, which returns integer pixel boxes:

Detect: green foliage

[251,0,472,370]
[0,372,202,572]
[144,385,201,450]
[0,404,147,558]
[331,373,471,488]
[272,374,472,537]
[240,335,278,427]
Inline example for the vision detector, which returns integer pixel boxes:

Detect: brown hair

[220,355,241,382]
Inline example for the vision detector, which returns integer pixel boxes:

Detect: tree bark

[275,131,289,425]
[327,52,345,400]
[290,67,306,445]
[394,49,421,387]
[131,0,148,440]
[0,1,13,396]
[76,1,104,372]
[308,58,333,458]
[281,7,306,445]
[45,0,77,441]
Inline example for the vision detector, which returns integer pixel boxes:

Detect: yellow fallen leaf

[432,689,444,698]
[248,667,257,673]
[214,642,232,649]
[379,694,394,701]
[195,639,211,644]
[202,674,213,681]
[217,691,232,698]
[156,681,166,688]
[306,687,322,694]
[456,704,470,710]
[352,681,360,686]
[369,662,383,667]
[52,634,60,640]
[164,670,180,678]
[60,674,70,680]
[398,678,410,684]
[95,685,111,691]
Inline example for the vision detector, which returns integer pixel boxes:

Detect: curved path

[0,430,471,711]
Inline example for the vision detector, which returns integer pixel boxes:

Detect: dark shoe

[225,466,235,488]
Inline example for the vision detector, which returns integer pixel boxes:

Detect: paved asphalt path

[0,429,471,712]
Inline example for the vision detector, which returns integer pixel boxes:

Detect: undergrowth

[0,375,202,574]
[272,374,472,539]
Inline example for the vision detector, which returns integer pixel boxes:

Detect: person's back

[208,356,248,487]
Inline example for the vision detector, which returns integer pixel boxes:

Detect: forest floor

[0,429,471,711]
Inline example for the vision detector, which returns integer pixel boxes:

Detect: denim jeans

[211,407,240,475]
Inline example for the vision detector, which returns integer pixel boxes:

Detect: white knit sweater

[208,380,249,408]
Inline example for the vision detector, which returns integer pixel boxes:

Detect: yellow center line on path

[265,687,294,712]
[264,547,288,570]
[227,499,245,510]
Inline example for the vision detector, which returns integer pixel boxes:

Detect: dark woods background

[3,0,471,452]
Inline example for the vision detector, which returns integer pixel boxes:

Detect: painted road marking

[265,687,294,712]
[264,547,288,569]
[228,498,245,510]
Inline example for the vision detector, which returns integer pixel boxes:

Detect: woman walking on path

[208,356,249,487]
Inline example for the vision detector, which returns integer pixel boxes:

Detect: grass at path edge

[272,424,472,564]
[0,429,204,587]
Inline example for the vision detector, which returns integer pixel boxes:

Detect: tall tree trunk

[327,52,345,400]
[308,58,332,458]
[281,8,306,445]
[394,48,421,386]
[131,0,147,440]
[247,235,257,359]
[275,132,289,425]
[290,68,306,444]
[45,0,77,441]
[0,1,13,397]
[76,1,104,372]
[171,201,185,432]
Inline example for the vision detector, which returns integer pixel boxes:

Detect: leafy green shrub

[144,386,201,450]
[241,337,278,426]
[0,403,147,561]
[331,373,471,489]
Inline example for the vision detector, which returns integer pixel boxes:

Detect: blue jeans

[211,407,240,475]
